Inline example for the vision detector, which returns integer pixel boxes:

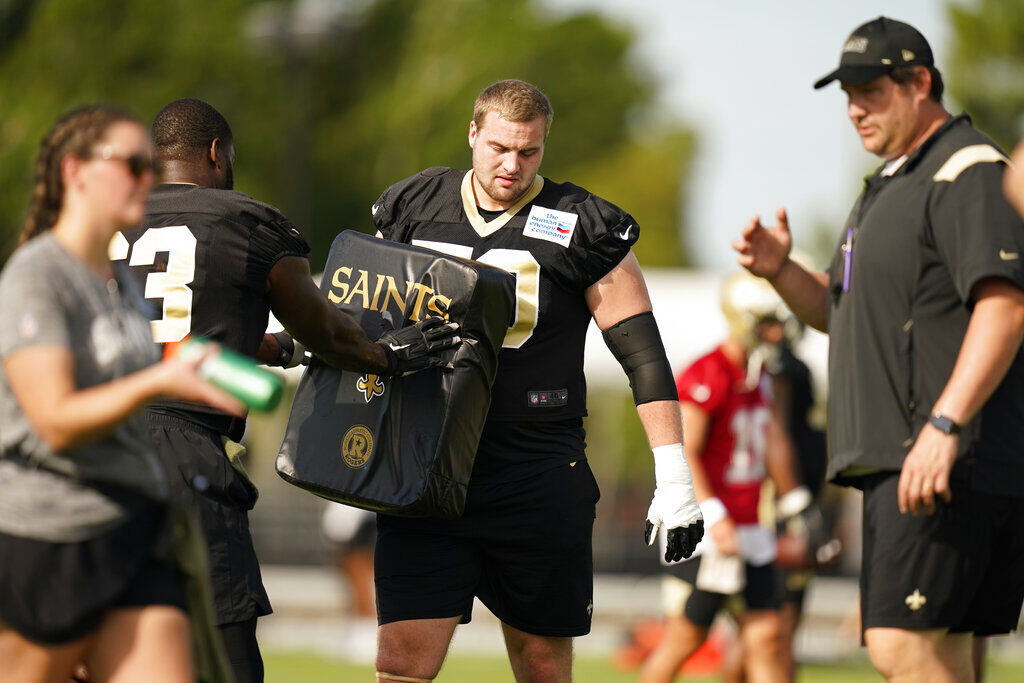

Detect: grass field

[265,652,1024,682]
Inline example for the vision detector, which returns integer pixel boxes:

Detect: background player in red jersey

[641,271,812,683]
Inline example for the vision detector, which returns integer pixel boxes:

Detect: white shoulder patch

[522,205,578,247]
[933,144,1008,183]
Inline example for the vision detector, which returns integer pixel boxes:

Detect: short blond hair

[473,80,553,135]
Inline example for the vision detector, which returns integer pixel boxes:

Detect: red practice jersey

[677,347,770,525]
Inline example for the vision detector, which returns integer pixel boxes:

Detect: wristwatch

[929,413,961,435]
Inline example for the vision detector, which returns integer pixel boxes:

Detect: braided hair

[20,105,139,245]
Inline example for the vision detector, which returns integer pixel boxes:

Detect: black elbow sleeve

[601,311,678,406]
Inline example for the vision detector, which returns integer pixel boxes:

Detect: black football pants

[219,617,263,683]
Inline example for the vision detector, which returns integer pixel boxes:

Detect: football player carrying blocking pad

[119,99,459,683]
[371,79,704,683]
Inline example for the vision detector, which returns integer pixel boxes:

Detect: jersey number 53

[109,226,196,343]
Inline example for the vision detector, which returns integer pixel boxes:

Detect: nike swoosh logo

[371,204,380,215]
[617,225,633,240]
[387,343,410,351]
[1000,249,1020,261]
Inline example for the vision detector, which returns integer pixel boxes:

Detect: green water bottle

[176,338,284,412]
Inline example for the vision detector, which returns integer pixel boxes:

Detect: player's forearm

[685,450,715,503]
[256,333,282,365]
[269,256,389,374]
[298,313,389,374]
[46,367,170,448]
[931,281,1024,424]
[6,355,166,451]
[677,403,714,501]
[770,258,830,332]
[638,400,710,499]
[635,399,683,448]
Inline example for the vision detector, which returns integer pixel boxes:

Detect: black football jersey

[373,167,638,421]
[115,184,310,438]
[767,346,826,496]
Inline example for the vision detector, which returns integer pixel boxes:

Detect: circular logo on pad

[342,425,374,468]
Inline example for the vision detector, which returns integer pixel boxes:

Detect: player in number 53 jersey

[369,80,703,683]
[117,99,457,683]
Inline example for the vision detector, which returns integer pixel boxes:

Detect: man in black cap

[733,16,1024,682]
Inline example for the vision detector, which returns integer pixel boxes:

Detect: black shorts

[662,555,779,628]
[0,489,185,644]
[375,458,600,637]
[146,414,270,625]
[860,471,1024,635]
[776,569,812,610]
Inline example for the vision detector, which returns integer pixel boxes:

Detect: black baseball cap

[814,16,933,90]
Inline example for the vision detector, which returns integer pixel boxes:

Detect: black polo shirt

[826,114,1024,497]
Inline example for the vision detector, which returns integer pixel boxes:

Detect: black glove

[377,316,461,376]
[646,519,705,563]
[791,503,842,567]
[265,331,308,368]
[259,331,307,368]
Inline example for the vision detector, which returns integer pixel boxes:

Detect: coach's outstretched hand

[732,207,793,280]
[645,443,705,562]
[377,316,461,376]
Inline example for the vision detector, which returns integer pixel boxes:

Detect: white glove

[645,443,705,562]
[776,486,812,521]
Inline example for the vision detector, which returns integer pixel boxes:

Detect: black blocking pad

[276,230,515,518]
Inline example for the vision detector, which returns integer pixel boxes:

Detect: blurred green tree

[0,0,282,256]
[947,0,1024,151]
[0,0,695,267]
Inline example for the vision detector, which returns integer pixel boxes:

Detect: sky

[547,0,952,270]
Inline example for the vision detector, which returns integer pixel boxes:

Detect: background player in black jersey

[754,316,834,683]
[371,80,704,683]
[117,98,458,683]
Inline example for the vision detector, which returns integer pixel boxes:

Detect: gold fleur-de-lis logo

[905,589,927,611]
[356,374,385,403]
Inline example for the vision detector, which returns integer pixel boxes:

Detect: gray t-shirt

[0,234,166,541]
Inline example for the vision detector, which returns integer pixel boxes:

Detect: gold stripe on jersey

[108,231,130,260]
[460,171,544,237]
[932,144,1008,183]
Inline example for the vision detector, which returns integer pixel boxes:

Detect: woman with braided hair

[0,106,242,682]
